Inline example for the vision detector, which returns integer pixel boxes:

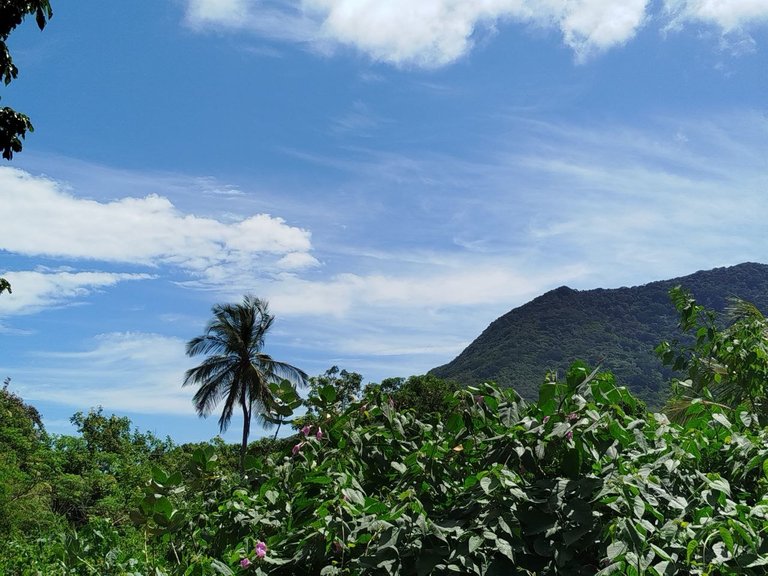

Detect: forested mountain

[431,262,768,407]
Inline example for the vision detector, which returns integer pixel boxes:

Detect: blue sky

[1,0,767,443]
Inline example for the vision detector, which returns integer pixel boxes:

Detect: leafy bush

[133,359,768,575]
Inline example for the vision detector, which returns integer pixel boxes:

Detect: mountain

[431,262,768,408]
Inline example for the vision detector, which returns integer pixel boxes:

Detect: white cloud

[15,332,194,415]
[277,251,322,269]
[266,261,588,317]
[183,0,650,66]
[664,0,768,31]
[0,269,152,315]
[557,0,649,58]
[0,167,319,288]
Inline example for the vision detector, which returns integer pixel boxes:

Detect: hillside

[431,262,768,407]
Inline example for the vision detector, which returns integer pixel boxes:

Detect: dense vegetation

[431,262,768,407]
[4,285,768,574]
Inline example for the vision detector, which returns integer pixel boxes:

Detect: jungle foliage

[4,286,768,575]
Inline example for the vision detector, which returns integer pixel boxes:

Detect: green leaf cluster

[135,359,768,575]
[0,0,53,159]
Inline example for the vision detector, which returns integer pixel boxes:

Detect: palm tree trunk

[272,415,282,440]
[240,401,250,473]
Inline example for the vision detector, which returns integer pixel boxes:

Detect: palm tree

[183,295,307,470]
[661,288,768,423]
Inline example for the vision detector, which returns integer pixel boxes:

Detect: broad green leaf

[649,544,671,562]
[496,538,515,561]
[607,541,627,560]
[633,496,645,519]
[686,540,698,565]
[319,384,337,404]
[209,560,234,575]
[711,412,731,429]
[479,476,492,495]
[718,527,734,555]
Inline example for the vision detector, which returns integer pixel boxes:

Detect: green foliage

[128,356,768,575]
[0,0,53,159]
[0,378,58,536]
[294,366,364,430]
[184,295,307,471]
[47,407,172,525]
[9,277,768,574]
[0,277,10,294]
[372,373,460,419]
[658,287,768,421]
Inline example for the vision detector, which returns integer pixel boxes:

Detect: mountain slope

[431,262,768,407]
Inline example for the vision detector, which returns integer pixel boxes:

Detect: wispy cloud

[0,269,152,316]
[331,101,386,136]
[6,111,767,410]
[184,0,320,44]
[266,262,588,317]
[12,332,193,415]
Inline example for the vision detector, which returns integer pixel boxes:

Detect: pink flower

[292,442,303,456]
[542,416,550,424]
[240,557,252,568]
[255,541,267,559]
[474,395,484,404]
[566,430,573,440]
[301,424,312,436]
[316,427,324,441]
[567,412,578,421]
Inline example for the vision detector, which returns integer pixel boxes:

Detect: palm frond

[664,396,731,425]
[183,294,306,465]
[726,297,765,323]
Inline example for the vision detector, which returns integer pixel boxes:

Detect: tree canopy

[0,0,53,159]
[184,295,307,471]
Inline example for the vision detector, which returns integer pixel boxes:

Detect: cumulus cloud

[183,0,650,65]
[0,167,319,288]
[0,269,152,315]
[664,0,768,31]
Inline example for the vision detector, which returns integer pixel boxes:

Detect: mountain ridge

[430,262,768,407]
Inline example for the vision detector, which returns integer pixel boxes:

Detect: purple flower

[474,395,484,405]
[565,430,573,441]
[240,557,252,568]
[301,424,312,436]
[316,427,324,441]
[567,412,578,421]
[542,416,550,424]
[292,442,303,456]
[255,541,267,559]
